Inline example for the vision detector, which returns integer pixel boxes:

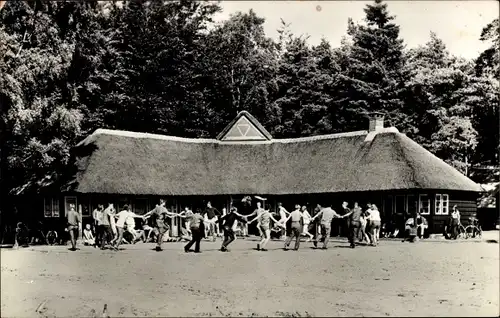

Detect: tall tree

[1,1,93,197]
[200,9,280,136]
[472,18,500,168]
[336,0,407,131]
[403,32,479,175]
[271,36,340,137]
[475,18,499,79]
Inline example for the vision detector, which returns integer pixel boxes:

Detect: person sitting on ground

[270,225,282,240]
[403,212,421,243]
[30,221,48,245]
[83,224,95,246]
[13,222,29,249]
[415,210,428,239]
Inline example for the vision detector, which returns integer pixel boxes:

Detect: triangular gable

[217,111,272,141]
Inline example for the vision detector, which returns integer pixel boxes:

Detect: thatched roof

[63,115,482,196]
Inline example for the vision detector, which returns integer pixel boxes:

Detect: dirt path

[1,237,498,317]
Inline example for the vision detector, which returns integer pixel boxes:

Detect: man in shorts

[277,202,290,239]
[204,201,221,242]
[218,207,247,252]
[144,199,176,251]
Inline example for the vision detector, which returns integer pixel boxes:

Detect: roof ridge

[83,128,405,145]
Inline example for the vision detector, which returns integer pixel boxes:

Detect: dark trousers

[450,219,458,239]
[94,221,100,246]
[315,223,332,248]
[185,227,202,252]
[221,227,235,249]
[99,225,113,249]
[285,224,302,250]
[156,226,168,248]
[349,221,361,246]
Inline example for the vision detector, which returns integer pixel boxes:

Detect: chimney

[368,113,385,132]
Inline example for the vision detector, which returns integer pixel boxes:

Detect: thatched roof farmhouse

[43,111,482,235]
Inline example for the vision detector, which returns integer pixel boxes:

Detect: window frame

[435,194,449,215]
[44,198,60,218]
[80,198,92,217]
[419,194,431,215]
[406,195,417,215]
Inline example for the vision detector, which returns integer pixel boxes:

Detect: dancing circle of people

[64,196,392,253]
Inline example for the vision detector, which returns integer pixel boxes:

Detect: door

[169,201,178,237]
[383,195,393,220]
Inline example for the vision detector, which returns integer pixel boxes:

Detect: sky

[213,1,499,59]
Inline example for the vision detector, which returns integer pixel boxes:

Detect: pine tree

[200,9,280,137]
[403,32,479,175]
[472,18,500,167]
[337,0,406,131]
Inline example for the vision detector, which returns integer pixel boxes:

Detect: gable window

[44,198,60,218]
[435,194,449,215]
[419,194,430,215]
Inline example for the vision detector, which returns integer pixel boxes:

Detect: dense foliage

[1,0,498,201]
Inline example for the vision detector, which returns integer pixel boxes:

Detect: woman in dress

[300,206,314,242]
[451,205,461,239]
[366,204,381,246]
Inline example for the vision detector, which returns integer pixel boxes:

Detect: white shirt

[366,209,381,222]
[278,207,287,221]
[116,210,130,228]
[83,229,94,240]
[126,215,136,228]
[302,210,311,223]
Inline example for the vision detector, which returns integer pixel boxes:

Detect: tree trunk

[465,156,468,176]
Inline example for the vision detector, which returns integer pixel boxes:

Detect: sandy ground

[1,233,499,317]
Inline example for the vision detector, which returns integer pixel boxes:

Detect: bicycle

[465,217,482,239]
[457,223,467,239]
[46,230,59,245]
